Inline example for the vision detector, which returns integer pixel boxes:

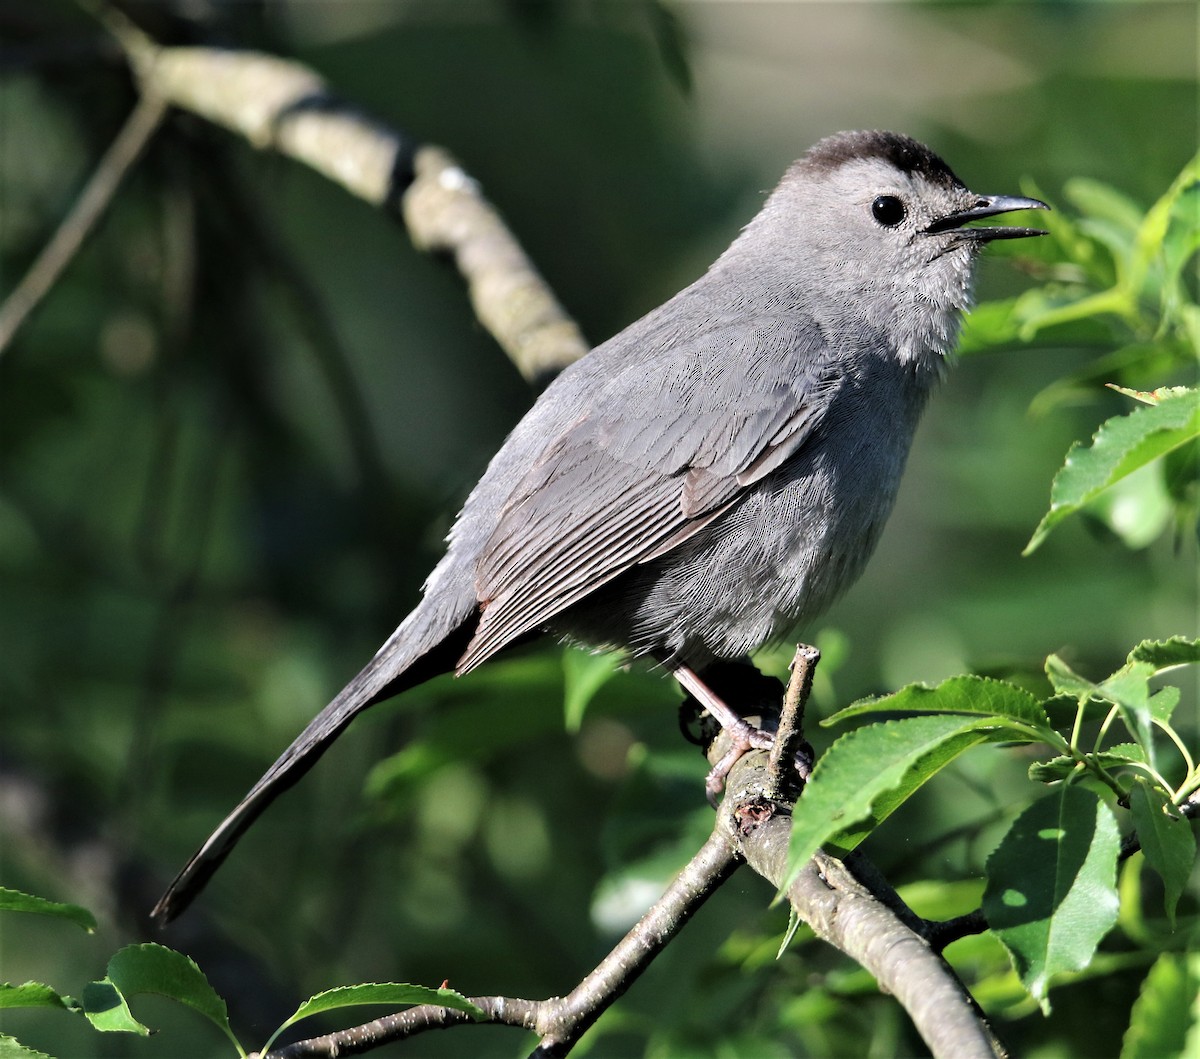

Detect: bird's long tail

[151,618,474,926]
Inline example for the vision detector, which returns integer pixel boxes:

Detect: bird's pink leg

[673,663,777,806]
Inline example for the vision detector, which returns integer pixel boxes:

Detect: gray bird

[152,130,1048,924]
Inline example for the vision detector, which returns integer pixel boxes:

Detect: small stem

[1092,704,1121,753]
[1152,715,1194,778]
[264,831,740,1058]
[1068,697,1087,751]
[0,91,168,356]
[767,644,819,798]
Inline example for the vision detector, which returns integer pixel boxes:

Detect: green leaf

[983,786,1121,1011]
[1129,779,1196,927]
[1044,654,1098,700]
[1025,390,1200,553]
[1086,460,1174,548]
[84,944,241,1051]
[81,979,149,1035]
[1098,663,1157,766]
[562,647,622,732]
[0,982,74,1011]
[1106,384,1196,406]
[261,983,485,1054]
[0,1034,54,1059]
[1045,652,1169,762]
[826,674,1049,730]
[1128,636,1200,672]
[784,715,1003,889]
[1120,952,1200,1059]
[0,887,96,933]
[1149,686,1181,724]
[1027,743,1145,784]
[1066,177,1144,235]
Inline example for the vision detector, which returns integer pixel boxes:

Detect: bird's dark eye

[871,195,906,227]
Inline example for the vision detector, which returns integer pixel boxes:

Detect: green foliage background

[0,2,1196,1056]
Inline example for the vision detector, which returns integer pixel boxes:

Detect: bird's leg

[672,663,778,807]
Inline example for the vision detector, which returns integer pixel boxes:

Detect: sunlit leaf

[83,944,242,1051]
[1044,654,1098,700]
[983,786,1120,1011]
[1120,952,1200,1059]
[0,887,96,933]
[0,1033,54,1059]
[261,983,485,1054]
[1027,743,1145,784]
[1026,390,1199,553]
[784,715,1003,889]
[826,674,1048,730]
[1128,636,1200,672]
[0,982,74,1011]
[80,979,149,1036]
[1098,662,1157,766]
[1128,779,1195,926]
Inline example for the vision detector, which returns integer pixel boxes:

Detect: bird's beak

[925,194,1050,240]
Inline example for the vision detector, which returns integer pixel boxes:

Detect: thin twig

[767,643,819,797]
[263,831,740,1058]
[926,909,990,952]
[0,91,168,356]
[530,830,739,1056]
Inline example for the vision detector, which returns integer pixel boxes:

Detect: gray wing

[455,315,842,673]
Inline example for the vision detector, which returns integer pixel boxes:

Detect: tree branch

[0,89,167,357]
[716,745,1007,1059]
[261,832,740,1058]
[94,5,588,382]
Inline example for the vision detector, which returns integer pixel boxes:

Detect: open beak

[925,194,1050,240]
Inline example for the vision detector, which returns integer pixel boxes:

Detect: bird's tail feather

[151,618,473,926]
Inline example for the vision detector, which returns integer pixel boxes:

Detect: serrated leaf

[81,979,150,1035]
[827,674,1049,730]
[262,983,485,1054]
[1028,743,1145,784]
[1129,779,1196,927]
[562,647,621,732]
[0,887,96,932]
[828,728,994,855]
[1099,663,1157,766]
[983,786,1120,1011]
[0,982,74,1011]
[1120,952,1200,1059]
[1149,686,1181,724]
[784,715,1002,890]
[83,944,241,1050]
[1107,384,1196,406]
[1044,654,1097,700]
[1128,636,1200,672]
[1045,654,1166,761]
[0,1033,53,1059]
[1025,391,1200,553]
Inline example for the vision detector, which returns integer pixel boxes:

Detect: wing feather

[456,316,843,672]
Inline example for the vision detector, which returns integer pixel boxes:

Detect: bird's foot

[703,717,773,807]
[673,661,812,807]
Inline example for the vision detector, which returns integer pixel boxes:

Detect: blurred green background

[0,1,1196,1056]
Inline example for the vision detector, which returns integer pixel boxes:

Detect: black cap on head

[802,130,965,192]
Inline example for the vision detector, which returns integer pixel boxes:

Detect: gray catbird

[152,130,1047,924]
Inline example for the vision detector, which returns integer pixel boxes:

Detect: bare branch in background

[0,90,167,357]
[99,7,588,382]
